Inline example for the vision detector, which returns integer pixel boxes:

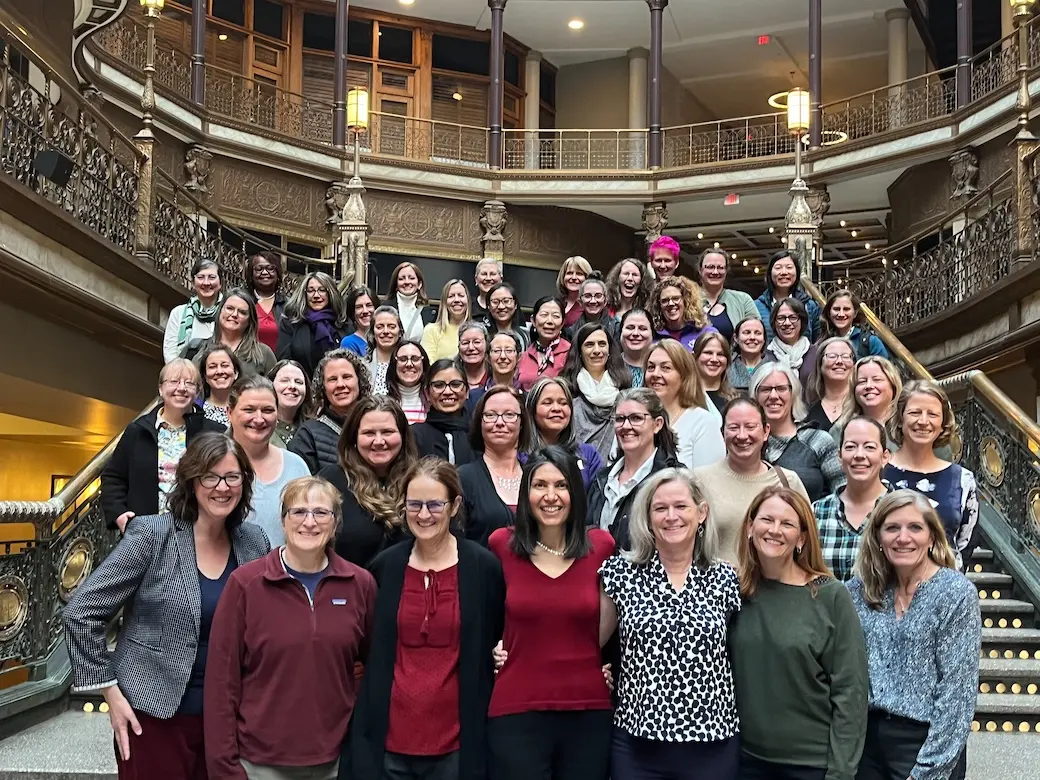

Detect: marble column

[886,8,910,86]
[647,0,667,169]
[628,47,648,169]
[488,0,507,169]
[191,0,205,106]
[524,51,541,169]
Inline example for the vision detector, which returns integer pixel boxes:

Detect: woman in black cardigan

[276,271,349,381]
[100,359,224,531]
[346,457,504,780]
[412,359,475,466]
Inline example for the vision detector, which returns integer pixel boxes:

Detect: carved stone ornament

[325,182,350,228]
[480,200,508,242]
[805,184,831,227]
[183,145,213,194]
[950,148,979,199]
[642,202,668,244]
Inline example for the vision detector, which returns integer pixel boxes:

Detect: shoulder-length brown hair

[888,379,957,450]
[693,331,737,402]
[468,385,531,453]
[648,338,708,411]
[650,276,708,332]
[337,396,418,529]
[387,262,429,305]
[821,288,866,339]
[737,486,831,599]
[167,432,254,529]
[807,336,855,405]
[853,489,957,609]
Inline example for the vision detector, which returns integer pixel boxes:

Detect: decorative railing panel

[92,15,192,101]
[662,114,792,167]
[0,35,142,254]
[821,71,956,143]
[501,129,648,171]
[971,37,1019,101]
[360,113,488,168]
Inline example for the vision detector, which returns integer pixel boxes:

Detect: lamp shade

[347,88,369,130]
[1012,0,1036,17]
[787,87,810,134]
[140,0,165,16]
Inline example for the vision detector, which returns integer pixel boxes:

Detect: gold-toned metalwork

[1029,488,1040,536]
[0,576,29,641]
[58,538,94,602]
[980,436,1006,487]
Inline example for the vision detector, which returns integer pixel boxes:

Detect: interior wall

[986,361,1038,421]
[660,67,713,126]
[555,57,630,129]
[0,440,95,502]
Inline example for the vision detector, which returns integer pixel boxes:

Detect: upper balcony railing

[87,13,1040,173]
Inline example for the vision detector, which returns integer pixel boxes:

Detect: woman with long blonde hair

[315,395,418,568]
[848,490,979,780]
[421,278,472,361]
[831,356,902,444]
[732,485,867,780]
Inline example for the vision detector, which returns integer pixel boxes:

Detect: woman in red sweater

[203,476,376,780]
[487,445,615,780]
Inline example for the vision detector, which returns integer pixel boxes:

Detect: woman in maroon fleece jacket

[204,475,376,780]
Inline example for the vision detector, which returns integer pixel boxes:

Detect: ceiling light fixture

[839,220,847,227]
[754,267,761,274]
[713,241,720,249]
[218,33,228,41]
[568,19,585,30]
[851,229,858,237]
[768,227,775,234]
[731,254,737,260]
[452,90,463,101]
[864,242,871,250]
[742,259,749,266]
[399,0,415,5]
[697,232,704,240]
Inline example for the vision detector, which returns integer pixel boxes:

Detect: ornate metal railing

[362,113,488,168]
[1,25,143,253]
[662,114,793,168]
[817,170,1015,328]
[502,128,648,171]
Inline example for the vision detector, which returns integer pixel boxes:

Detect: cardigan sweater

[458,458,518,546]
[346,537,505,780]
[100,407,225,529]
[705,287,760,333]
[587,447,682,550]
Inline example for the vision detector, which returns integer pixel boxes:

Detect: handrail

[0,7,145,165]
[817,65,957,111]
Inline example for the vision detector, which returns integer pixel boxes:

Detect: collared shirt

[155,410,187,512]
[813,483,893,582]
[599,448,658,531]
[600,553,741,743]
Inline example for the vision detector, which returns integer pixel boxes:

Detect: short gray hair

[625,468,718,569]
[749,361,808,422]
[475,258,503,278]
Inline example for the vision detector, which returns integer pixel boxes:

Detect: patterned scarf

[533,337,561,374]
[177,295,222,349]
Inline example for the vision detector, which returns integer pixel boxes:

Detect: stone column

[642,202,667,248]
[332,0,349,148]
[488,0,507,169]
[524,51,541,169]
[480,200,508,260]
[628,47,648,169]
[1002,0,1014,46]
[808,0,822,148]
[886,9,909,86]
[647,0,667,169]
[191,0,205,106]
[956,0,972,108]
[328,177,370,287]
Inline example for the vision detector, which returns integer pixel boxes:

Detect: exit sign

[724,193,740,206]
[758,35,771,45]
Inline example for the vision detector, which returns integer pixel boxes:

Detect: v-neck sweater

[487,528,615,717]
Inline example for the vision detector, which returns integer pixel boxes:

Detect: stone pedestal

[480,200,508,260]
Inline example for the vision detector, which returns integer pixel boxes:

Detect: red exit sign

[758,34,771,45]
[724,193,740,206]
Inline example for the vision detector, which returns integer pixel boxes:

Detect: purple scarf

[305,308,339,350]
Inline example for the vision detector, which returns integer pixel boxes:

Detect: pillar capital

[526,50,542,64]
[646,0,668,11]
[627,46,650,61]
[642,202,668,245]
[489,0,507,10]
[884,7,910,22]
[480,200,508,260]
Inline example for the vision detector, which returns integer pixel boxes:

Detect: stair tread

[979,658,1040,675]
[984,628,1040,640]
[975,693,1040,714]
[971,572,1014,584]
[980,599,1035,612]
[972,548,995,560]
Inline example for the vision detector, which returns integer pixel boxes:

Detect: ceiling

[357,0,926,119]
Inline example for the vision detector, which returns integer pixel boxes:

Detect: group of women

[78,239,980,780]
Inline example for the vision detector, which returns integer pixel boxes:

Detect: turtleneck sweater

[397,293,424,341]
[398,384,427,425]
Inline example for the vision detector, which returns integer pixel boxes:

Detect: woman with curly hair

[606,258,653,321]
[316,395,418,568]
[650,276,716,352]
[288,348,371,474]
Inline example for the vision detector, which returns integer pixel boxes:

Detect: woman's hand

[602,664,614,692]
[102,685,142,761]
[493,640,507,672]
[115,512,135,533]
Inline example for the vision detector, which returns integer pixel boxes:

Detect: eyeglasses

[162,379,199,391]
[660,296,683,306]
[823,352,853,363]
[614,412,651,428]
[306,288,326,296]
[286,507,335,522]
[397,356,423,364]
[254,266,277,275]
[490,299,515,308]
[491,347,517,356]
[430,380,466,392]
[756,384,792,397]
[406,499,449,514]
[701,265,726,274]
[483,411,521,424]
[199,472,244,488]
[581,293,606,302]
[775,315,800,324]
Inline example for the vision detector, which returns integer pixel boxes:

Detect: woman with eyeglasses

[412,359,476,466]
[559,255,593,330]
[821,288,889,360]
[422,279,471,361]
[487,446,615,780]
[804,337,857,432]
[102,359,226,532]
[565,274,619,343]
[349,458,505,780]
[197,344,243,429]
[244,251,286,353]
[693,331,737,414]
[467,331,524,414]
[587,388,681,549]
[269,359,312,448]
[485,282,529,350]
[367,305,405,396]
[185,288,276,377]
[67,434,268,779]
[650,276,716,352]
[751,363,843,503]
[459,386,531,546]
[386,341,431,426]
[277,271,349,382]
[606,258,653,321]
[522,377,605,490]
[697,248,759,343]
[163,258,223,363]
[764,297,818,396]
[316,396,418,568]
[729,317,771,395]
[340,285,379,358]
[229,375,310,547]
[289,349,371,474]
[204,475,376,780]
[619,309,654,387]
[458,321,491,391]
[517,297,571,391]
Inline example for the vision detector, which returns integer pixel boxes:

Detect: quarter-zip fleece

[204,547,376,778]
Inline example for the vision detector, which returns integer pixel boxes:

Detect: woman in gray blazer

[64,432,270,780]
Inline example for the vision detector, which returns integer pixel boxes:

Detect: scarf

[425,409,472,465]
[769,335,811,370]
[576,368,620,408]
[397,292,423,341]
[177,295,221,348]
[305,308,339,351]
[533,337,561,374]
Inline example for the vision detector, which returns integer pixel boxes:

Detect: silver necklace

[536,540,566,556]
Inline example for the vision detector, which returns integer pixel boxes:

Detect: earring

[696,524,705,536]
[796,546,803,555]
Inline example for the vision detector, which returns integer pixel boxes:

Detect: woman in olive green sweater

[731,486,868,780]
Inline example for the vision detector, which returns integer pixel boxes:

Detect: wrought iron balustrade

[1,26,142,254]
[501,128,648,171]
[662,114,792,167]
[359,112,488,168]
[92,14,192,99]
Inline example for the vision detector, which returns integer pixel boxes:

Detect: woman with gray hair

[848,489,979,780]
[751,362,843,502]
[598,468,741,780]
[276,271,348,381]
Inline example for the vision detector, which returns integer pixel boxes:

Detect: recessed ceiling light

[850,229,858,237]
[742,259,749,266]
[768,227,775,234]
[697,232,704,240]
[839,219,847,227]
[754,267,761,274]
[713,241,720,249]
[568,19,585,30]
[864,242,871,250]
[399,0,415,5]
[731,254,737,260]
[218,33,228,41]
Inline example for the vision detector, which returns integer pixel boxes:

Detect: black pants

[740,753,826,780]
[856,711,967,780]
[611,728,740,780]
[488,710,613,780]
[381,750,458,780]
